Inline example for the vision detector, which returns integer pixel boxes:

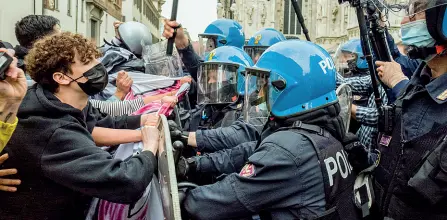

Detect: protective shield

[336,83,353,133]
[157,115,182,220]
[118,21,152,56]
[334,44,358,78]
[197,62,239,105]
[143,40,184,78]
[244,46,268,64]
[244,68,270,129]
[198,34,219,58]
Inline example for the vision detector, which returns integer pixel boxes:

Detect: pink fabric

[97,185,150,220]
[124,81,182,116]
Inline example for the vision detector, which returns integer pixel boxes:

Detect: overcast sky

[161,0,217,41]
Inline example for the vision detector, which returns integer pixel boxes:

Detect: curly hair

[25,32,101,93]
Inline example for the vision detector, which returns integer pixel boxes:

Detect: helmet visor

[334,45,358,77]
[198,35,218,58]
[244,68,270,127]
[244,46,268,64]
[197,63,239,105]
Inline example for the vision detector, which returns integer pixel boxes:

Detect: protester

[0,32,160,219]
[0,48,27,192]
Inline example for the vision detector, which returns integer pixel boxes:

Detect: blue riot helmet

[197,46,254,105]
[197,19,245,59]
[245,40,337,118]
[244,28,286,64]
[118,21,152,57]
[334,39,368,77]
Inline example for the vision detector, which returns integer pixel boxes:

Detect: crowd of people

[0,0,446,219]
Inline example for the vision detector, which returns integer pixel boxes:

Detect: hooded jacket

[0,84,156,220]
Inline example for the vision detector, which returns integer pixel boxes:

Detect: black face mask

[66,63,109,96]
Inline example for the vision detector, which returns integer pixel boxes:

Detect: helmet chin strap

[407,45,447,60]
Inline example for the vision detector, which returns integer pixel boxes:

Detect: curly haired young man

[0,32,160,220]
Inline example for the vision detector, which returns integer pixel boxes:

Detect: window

[91,19,98,43]
[105,14,109,33]
[81,0,85,22]
[67,0,72,16]
[135,0,142,11]
[283,0,302,35]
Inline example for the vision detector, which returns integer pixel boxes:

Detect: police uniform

[374,64,447,219]
[185,100,244,132]
[195,120,259,153]
[184,120,360,220]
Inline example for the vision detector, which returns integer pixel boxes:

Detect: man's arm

[194,121,259,152]
[184,142,316,219]
[194,141,257,175]
[162,19,202,81]
[89,103,142,130]
[90,99,145,117]
[177,43,202,80]
[42,124,157,204]
[92,127,142,146]
[337,73,372,96]
[0,48,27,152]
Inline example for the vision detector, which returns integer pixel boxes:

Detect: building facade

[122,0,165,43]
[0,0,164,47]
[217,0,408,53]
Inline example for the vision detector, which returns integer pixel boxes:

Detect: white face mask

[401,19,437,62]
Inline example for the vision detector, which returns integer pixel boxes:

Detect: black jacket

[0,84,157,220]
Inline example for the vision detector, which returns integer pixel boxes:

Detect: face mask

[67,63,108,96]
[401,20,436,48]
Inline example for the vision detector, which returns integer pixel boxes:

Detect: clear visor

[374,0,447,18]
[198,35,218,59]
[244,70,270,128]
[334,47,357,78]
[244,47,267,64]
[197,63,238,105]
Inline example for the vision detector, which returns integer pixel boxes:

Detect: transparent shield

[334,46,357,78]
[244,71,269,128]
[336,83,353,133]
[142,40,184,77]
[197,63,238,105]
[157,115,181,220]
[244,46,267,64]
[198,35,218,58]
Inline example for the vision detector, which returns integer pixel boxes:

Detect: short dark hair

[25,32,101,93]
[15,15,60,49]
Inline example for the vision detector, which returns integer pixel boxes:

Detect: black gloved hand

[168,120,189,147]
[342,132,373,173]
[176,156,197,181]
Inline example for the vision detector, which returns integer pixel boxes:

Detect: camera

[0,51,14,80]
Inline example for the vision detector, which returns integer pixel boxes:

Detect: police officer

[184,46,253,132]
[163,19,245,82]
[169,28,287,152]
[244,28,286,64]
[372,0,447,219]
[178,40,361,220]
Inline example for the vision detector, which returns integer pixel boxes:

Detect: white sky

[161,0,217,41]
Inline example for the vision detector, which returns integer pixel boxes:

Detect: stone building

[217,0,408,53]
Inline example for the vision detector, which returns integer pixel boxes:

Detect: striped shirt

[90,98,145,117]
[337,73,388,149]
